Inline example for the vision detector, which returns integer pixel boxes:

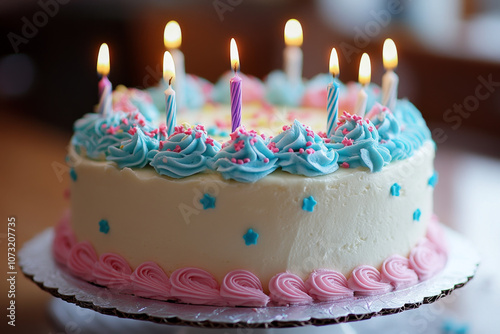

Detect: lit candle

[164,21,186,108]
[381,38,399,111]
[96,43,112,116]
[326,48,340,137]
[354,53,371,117]
[283,19,303,84]
[163,51,177,136]
[230,38,242,132]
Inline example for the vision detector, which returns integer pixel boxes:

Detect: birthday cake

[53,32,446,307]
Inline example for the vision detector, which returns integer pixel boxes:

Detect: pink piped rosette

[169,267,225,306]
[130,262,171,301]
[52,213,448,307]
[220,270,269,307]
[305,269,353,301]
[268,272,313,305]
[347,265,393,296]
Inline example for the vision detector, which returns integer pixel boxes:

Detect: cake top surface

[71,72,432,182]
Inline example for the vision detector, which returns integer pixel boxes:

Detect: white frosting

[68,140,434,290]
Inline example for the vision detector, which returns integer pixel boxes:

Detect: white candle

[354,53,371,117]
[164,21,186,108]
[163,51,177,136]
[382,38,399,111]
[283,19,303,84]
[96,43,112,116]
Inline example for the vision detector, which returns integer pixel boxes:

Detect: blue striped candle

[165,82,177,136]
[326,79,340,137]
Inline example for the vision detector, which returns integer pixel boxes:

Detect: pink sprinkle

[174,145,182,153]
[382,107,388,112]
[288,148,294,152]
[306,141,312,147]
[324,138,331,143]
[299,148,304,154]
[306,148,315,154]
[234,140,245,152]
[101,124,107,129]
[260,134,266,140]
[134,113,140,120]
[128,127,137,135]
[230,132,239,141]
[139,119,146,127]
[167,148,171,151]
[250,137,258,145]
[159,141,164,150]
[122,118,129,126]
[162,157,168,163]
[185,128,193,135]
[342,137,354,147]
[195,131,202,138]
[271,147,279,153]
[231,158,237,163]
[143,130,155,138]
[205,137,214,146]
[282,125,290,131]
[317,131,327,138]
[243,158,250,163]
[341,162,350,168]
[353,115,362,121]
[106,126,118,135]
[368,126,373,132]
[264,158,269,163]
[306,130,315,138]
[342,128,349,135]
[237,159,244,165]
[174,125,184,134]
[196,124,205,131]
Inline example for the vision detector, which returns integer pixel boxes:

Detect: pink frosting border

[53,213,448,307]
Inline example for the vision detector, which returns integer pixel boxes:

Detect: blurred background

[1,0,499,333]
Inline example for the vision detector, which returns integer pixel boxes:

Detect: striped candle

[326,48,340,137]
[229,38,242,132]
[165,84,176,136]
[230,74,242,132]
[97,77,112,116]
[163,51,177,136]
[326,79,340,137]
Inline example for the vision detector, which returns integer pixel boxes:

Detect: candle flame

[329,48,339,77]
[97,43,110,76]
[383,38,398,70]
[284,19,303,47]
[359,53,371,86]
[164,20,182,49]
[163,51,175,84]
[230,38,240,72]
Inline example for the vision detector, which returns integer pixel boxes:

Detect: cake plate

[20,226,479,330]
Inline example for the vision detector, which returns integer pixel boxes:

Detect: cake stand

[20,226,479,332]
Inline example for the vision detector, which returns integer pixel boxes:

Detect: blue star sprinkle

[99,219,110,234]
[428,171,439,188]
[200,193,216,210]
[390,183,401,196]
[243,228,259,246]
[442,318,470,334]
[70,168,77,181]
[413,209,421,222]
[302,196,317,212]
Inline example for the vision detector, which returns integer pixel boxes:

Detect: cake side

[67,140,435,290]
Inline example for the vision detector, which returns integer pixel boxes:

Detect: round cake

[53,70,447,307]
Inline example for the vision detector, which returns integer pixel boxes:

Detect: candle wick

[169,77,173,86]
[233,63,238,73]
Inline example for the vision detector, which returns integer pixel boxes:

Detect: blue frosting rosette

[393,99,432,151]
[265,70,305,107]
[326,112,391,172]
[107,128,159,168]
[211,127,278,182]
[149,124,221,178]
[270,120,339,176]
[71,110,156,160]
